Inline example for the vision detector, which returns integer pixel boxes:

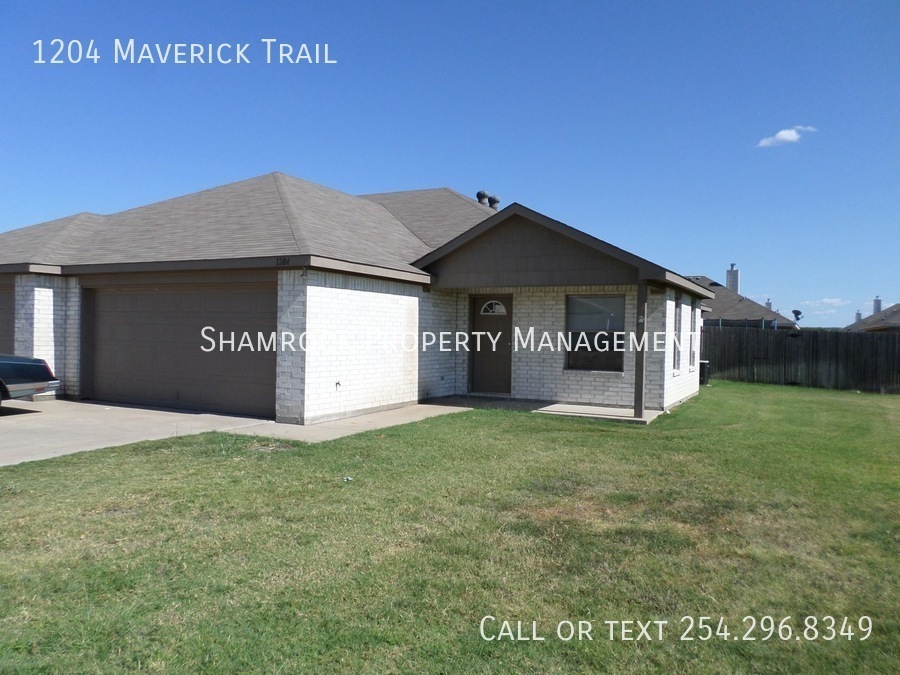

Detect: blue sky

[1,1,897,327]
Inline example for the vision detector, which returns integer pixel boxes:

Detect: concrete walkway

[0,399,473,467]
[1,396,655,467]
[223,401,473,443]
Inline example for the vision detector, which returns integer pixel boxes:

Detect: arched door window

[480,300,507,316]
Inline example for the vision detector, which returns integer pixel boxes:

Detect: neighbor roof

[686,275,797,327]
[845,303,900,332]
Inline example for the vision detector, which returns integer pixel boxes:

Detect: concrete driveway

[0,399,472,467]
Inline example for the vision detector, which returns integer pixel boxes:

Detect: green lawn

[1,382,897,673]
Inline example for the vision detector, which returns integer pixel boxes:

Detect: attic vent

[476,191,500,210]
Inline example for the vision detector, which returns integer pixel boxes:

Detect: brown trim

[0,264,63,275]
[305,256,431,284]
[62,257,295,275]
[653,271,715,299]
[633,283,648,418]
[78,269,278,288]
[54,255,431,285]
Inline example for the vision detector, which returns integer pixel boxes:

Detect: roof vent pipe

[488,195,500,210]
[476,190,490,205]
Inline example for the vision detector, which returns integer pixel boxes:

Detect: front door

[470,295,512,393]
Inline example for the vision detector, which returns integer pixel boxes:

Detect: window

[566,295,625,371]
[480,300,507,315]
[689,297,697,367]
[673,293,682,370]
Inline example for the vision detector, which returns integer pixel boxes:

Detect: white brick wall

[275,269,308,423]
[303,272,420,423]
[643,288,668,410]
[6,269,701,418]
[275,270,462,425]
[274,271,701,424]
[418,289,462,399]
[456,285,638,408]
[656,289,701,409]
[14,274,81,397]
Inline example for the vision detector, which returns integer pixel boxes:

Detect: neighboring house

[845,303,900,333]
[686,275,797,329]
[0,172,712,424]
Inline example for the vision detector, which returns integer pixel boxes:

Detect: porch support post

[633,282,648,419]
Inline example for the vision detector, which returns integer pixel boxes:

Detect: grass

[0,381,897,673]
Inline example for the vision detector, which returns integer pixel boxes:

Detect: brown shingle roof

[0,173,493,275]
[845,303,900,332]
[360,188,495,250]
[0,212,105,266]
[0,173,717,297]
[686,275,797,328]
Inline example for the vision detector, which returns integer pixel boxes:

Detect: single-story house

[845,303,900,333]
[686,275,797,329]
[0,172,713,424]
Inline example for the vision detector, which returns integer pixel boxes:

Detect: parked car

[0,354,60,406]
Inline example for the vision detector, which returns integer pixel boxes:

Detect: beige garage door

[0,285,14,355]
[88,284,276,418]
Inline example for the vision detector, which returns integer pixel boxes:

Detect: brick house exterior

[0,173,712,423]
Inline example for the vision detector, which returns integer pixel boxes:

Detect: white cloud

[757,125,818,147]
[811,309,838,316]
[802,298,850,307]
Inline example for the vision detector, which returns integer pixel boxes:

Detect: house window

[480,300,507,315]
[689,298,697,367]
[673,293,682,370]
[566,295,625,371]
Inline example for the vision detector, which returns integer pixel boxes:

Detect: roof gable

[421,213,640,288]
[417,203,712,296]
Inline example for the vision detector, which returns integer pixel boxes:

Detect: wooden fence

[700,327,900,393]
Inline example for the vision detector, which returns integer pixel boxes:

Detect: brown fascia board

[305,256,431,284]
[57,255,432,285]
[0,263,63,275]
[414,203,715,298]
[651,271,716,299]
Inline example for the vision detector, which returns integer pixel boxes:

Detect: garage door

[0,285,14,355]
[87,285,276,417]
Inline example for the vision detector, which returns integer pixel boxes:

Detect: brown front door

[470,295,512,394]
